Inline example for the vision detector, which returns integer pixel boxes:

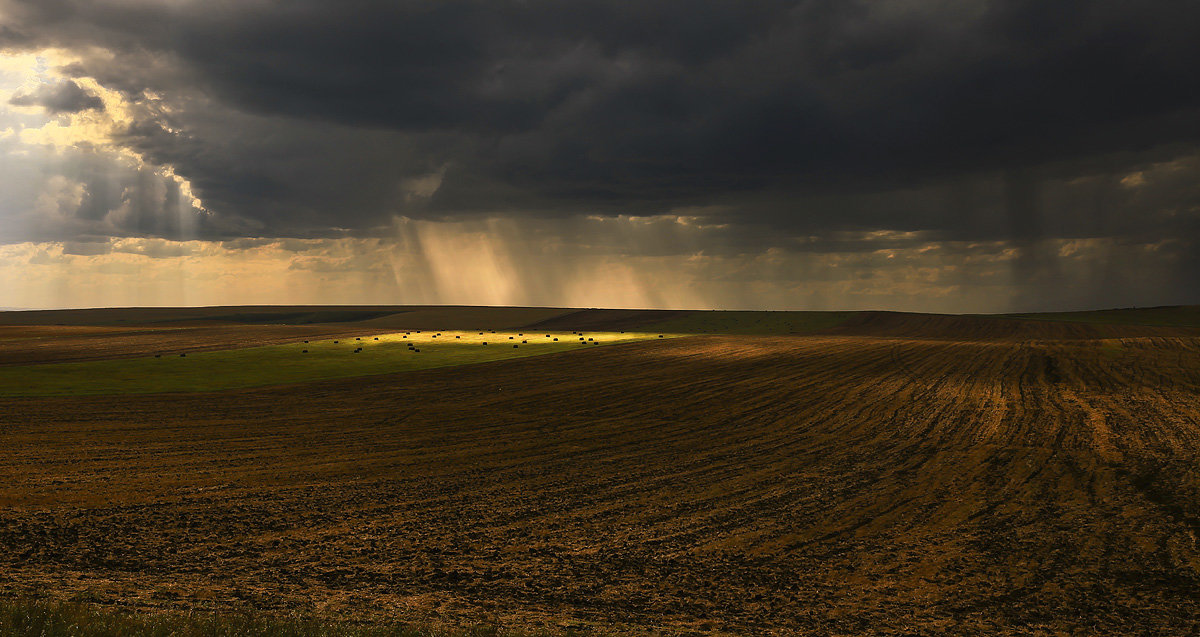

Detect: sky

[0,0,1197,312]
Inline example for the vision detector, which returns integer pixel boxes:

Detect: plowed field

[1,310,1199,635]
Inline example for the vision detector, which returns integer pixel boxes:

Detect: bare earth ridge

[0,308,1198,634]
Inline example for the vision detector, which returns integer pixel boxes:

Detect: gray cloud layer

[1,0,1198,308]
[8,79,102,113]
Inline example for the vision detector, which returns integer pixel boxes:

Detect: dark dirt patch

[524,309,695,332]
[0,325,384,365]
[1,330,1200,634]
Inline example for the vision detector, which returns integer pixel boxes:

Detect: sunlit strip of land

[0,330,671,396]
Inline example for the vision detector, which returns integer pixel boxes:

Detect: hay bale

[553,338,558,341]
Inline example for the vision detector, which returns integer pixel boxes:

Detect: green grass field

[643,310,854,335]
[0,330,667,397]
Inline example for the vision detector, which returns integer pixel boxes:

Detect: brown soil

[827,310,1200,339]
[1,328,1199,634]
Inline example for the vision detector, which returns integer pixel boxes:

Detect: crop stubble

[0,321,1199,634]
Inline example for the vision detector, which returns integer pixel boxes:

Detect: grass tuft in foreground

[0,599,591,637]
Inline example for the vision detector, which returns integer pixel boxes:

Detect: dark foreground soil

[1,326,1200,634]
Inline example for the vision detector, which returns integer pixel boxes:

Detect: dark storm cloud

[60,240,109,256]
[2,0,1199,305]
[8,79,102,113]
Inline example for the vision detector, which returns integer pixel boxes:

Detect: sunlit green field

[0,330,669,397]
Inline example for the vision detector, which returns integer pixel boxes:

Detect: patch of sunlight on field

[0,330,672,396]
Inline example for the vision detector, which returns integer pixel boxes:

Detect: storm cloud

[8,78,102,113]
[0,0,1198,310]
